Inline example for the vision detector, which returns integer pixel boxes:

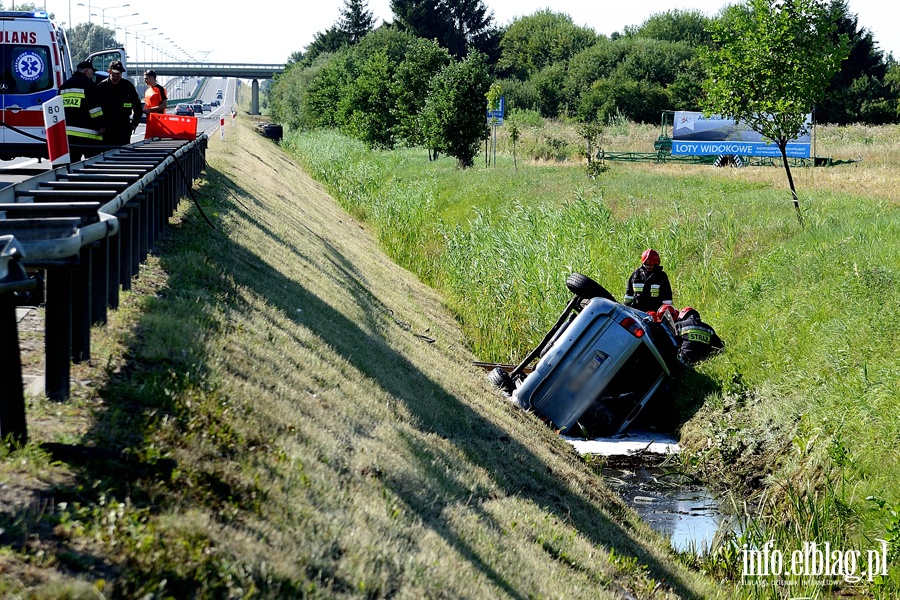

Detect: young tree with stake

[701,0,848,225]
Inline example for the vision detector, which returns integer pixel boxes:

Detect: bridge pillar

[251,79,260,115]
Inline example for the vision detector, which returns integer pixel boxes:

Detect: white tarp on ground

[562,431,681,456]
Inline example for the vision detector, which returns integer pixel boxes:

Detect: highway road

[0,76,236,187]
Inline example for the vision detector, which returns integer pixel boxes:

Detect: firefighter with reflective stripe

[59,60,107,158]
[674,306,724,365]
[97,60,141,145]
[623,249,673,313]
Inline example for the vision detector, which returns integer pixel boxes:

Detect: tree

[624,9,714,47]
[564,37,695,121]
[392,38,452,148]
[66,23,120,62]
[340,0,377,44]
[297,0,377,67]
[421,52,492,167]
[302,27,351,66]
[815,0,897,124]
[701,0,848,225]
[578,75,670,123]
[497,10,598,80]
[333,28,416,145]
[390,0,498,59]
[340,50,396,148]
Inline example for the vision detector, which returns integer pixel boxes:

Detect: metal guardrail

[0,137,208,444]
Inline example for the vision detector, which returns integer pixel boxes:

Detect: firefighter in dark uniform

[623,249,674,313]
[97,60,141,145]
[59,60,106,159]
[674,306,724,365]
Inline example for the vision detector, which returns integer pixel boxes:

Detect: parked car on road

[192,103,203,114]
[488,273,678,438]
[174,103,195,117]
[202,102,211,112]
[210,99,220,107]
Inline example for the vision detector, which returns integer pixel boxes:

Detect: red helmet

[658,304,678,321]
[678,306,698,320]
[641,248,660,266]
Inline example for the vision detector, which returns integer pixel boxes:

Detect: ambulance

[0,10,124,160]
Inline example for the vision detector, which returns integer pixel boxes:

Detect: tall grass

[282,123,900,596]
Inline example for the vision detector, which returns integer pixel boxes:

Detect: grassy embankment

[0,116,723,597]
[281,121,900,598]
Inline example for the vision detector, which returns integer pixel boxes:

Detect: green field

[282,121,900,596]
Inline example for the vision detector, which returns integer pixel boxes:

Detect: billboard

[671,111,811,158]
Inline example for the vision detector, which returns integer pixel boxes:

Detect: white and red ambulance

[0,10,124,160]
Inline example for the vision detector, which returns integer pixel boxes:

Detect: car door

[0,22,56,156]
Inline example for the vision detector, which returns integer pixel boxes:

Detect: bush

[422,52,492,168]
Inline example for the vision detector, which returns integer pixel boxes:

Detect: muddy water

[565,432,727,555]
[604,464,723,554]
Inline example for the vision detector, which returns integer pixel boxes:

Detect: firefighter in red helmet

[674,306,724,365]
[623,248,673,313]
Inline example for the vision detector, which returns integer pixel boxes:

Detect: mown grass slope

[281,121,900,596]
[0,117,723,598]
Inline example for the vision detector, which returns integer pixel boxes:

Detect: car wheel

[566,272,615,301]
[488,367,515,395]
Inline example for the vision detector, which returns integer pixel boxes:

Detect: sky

[39,0,900,65]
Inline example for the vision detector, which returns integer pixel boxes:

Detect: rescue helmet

[658,304,678,321]
[641,248,660,266]
[678,306,698,320]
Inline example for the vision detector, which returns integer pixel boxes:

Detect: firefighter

[623,249,673,313]
[59,60,106,159]
[674,306,724,365]
[97,60,142,145]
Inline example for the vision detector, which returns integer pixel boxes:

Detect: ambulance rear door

[0,15,58,159]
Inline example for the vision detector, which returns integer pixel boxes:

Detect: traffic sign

[487,96,505,125]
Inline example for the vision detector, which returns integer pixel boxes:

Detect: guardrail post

[90,239,108,325]
[108,230,120,310]
[0,290,27,444]
[45,268,72,401]
[138,193,149,265]
[71,246,91,363]
[128,201,140,279]
[164,171,175,219]
[147,185,158,249]
[1,236,34,442]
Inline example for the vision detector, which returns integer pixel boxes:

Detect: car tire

[566,272,615,302]
[488,367,515,395]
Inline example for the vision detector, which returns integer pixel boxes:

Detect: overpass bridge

[128,62,286,114]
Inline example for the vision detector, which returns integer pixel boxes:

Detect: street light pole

[106,11,138,43]
[77,2,129,53]
[119,19,146,62]
[133,26,156,63]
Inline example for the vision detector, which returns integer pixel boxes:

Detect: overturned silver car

[488,273,678,437]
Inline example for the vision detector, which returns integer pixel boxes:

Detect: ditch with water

[567,432,731,555]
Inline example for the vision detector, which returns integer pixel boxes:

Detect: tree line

[269,0,898,167]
